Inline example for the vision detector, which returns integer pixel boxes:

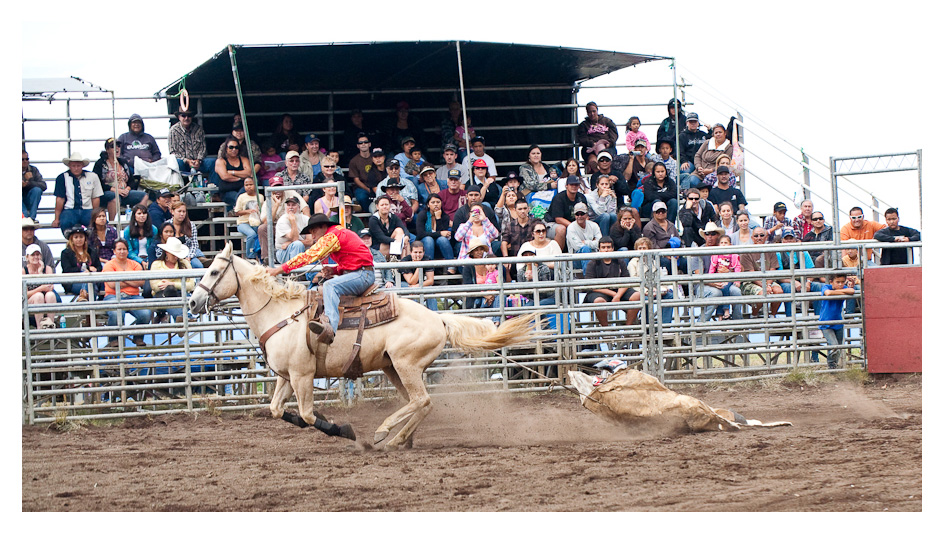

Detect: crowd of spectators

[21,98,921,341]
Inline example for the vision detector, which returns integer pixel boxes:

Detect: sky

[6,0,940,523]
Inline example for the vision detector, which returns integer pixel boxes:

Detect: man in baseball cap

[763,201,791,243]
[436,143,468,184]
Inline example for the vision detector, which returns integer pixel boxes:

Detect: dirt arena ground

[22,373,921,512]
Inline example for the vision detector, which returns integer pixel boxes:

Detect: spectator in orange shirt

[839,206,886,264]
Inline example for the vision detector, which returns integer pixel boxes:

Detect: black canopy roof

[157,41,668,96]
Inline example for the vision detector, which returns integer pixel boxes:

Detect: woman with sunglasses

[214,135,252,212]
[517,221,562,269]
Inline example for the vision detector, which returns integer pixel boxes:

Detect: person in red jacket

[267,214,375,344]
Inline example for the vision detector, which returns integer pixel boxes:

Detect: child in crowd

[400,241,436,310]
[404,146,427,182]
[653,140,679,182]
[818,272,856,369]
[258,143,283,186]
[709,235,742,320]
[624,116,650,154]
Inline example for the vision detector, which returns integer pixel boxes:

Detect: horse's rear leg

[374,368,434,449]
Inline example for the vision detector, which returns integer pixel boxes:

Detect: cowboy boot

[308,316,335,345]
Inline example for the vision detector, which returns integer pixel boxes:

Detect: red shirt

[281,225,374,274]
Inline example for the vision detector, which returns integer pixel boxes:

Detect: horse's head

[189,241,240,314]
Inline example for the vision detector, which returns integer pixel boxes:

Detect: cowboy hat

[63,225,88,239]
[300,213,337,236]
[157,237,191,259]
[699,221,726,238]
[21,217,40,228]
[342,195,359,212]
[380,181,405,192]
[467,236,490,255]
[62,152,90,166]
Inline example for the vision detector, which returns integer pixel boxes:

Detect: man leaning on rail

[267,213,375,345]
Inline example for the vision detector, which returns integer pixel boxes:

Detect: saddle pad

[307,288,398,331]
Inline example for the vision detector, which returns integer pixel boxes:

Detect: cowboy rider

[267,213,375,344]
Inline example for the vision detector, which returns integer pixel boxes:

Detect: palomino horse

[189,242,537,449]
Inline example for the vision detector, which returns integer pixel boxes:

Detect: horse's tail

[440,312,539,352]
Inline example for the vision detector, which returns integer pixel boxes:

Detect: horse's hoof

[338,424,357,441]
[373,430,389,445]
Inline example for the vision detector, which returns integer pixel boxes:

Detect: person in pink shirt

[624,116,650,154]
[708,234,743,320]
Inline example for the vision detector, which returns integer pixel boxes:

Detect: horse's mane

[241,262,308,301]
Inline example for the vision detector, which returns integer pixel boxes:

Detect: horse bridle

[196,254,271,317]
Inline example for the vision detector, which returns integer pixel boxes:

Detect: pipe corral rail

[21,239,920,425]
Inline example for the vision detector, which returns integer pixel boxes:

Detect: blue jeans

[23,187,42,220]
[353,188,374,213]
[421,235,454,261]
[700,283,743,322]
[573,244,593,272]
[276,241,306,264]
[189,249,206,269]
[822,327,844,368]
[101,190,148,211]
[178,157,218,184]
[237,223,260,259]
[592,212,617,234]
[104,293,151,341]
[779,281,824,316]
[322,269,376,332]
[845,284,860,314]
[58,208,92,233]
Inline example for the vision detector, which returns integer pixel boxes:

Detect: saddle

[307,284,397,379]
[258,284,398,380]
[306,284,398,331]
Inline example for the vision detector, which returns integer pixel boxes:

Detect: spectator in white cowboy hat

[24,243,60,330]
[52,152,104,234]
[688,221,743,322]
[150,237,195,323]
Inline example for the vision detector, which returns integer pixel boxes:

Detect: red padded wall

[863,266,922,373]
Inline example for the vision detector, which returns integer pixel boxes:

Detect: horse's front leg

[269,375,293,419]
